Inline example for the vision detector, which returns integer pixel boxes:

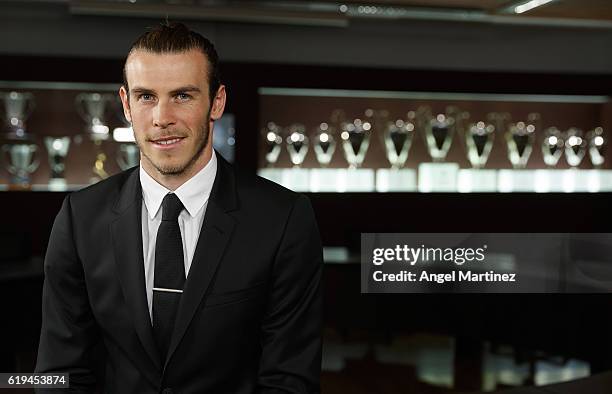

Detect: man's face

[119,49,224,176]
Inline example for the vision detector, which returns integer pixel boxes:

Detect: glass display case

[258,87,612,193]
[0,80,235,191]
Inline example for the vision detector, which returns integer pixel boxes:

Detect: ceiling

[335,0,612,20]
[55,0,612,28]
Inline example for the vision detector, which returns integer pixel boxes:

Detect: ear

[119,85,132,124]
[210,85,226,121]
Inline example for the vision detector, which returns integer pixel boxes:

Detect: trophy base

[376,168,417,192]
[337,168,375,192]
[592,170,612,192]
[310,169,344,192]
[258,168,310,192]
[498,169,536,192]
[7,183,31,191]
[418,163,459,192]
[560,169,607,193]
[258,168,284,186]
[282,168,310,192]
[532,169,567,192]
[532,169,612,193]
[457,169,497,193]
[48,178,68,192]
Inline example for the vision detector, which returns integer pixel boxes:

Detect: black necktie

[153,193,185,362]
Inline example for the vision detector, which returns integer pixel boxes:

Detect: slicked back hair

[123,21,221,103]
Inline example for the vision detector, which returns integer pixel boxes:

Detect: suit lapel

[165,154,238,369]
[110,169,162,372]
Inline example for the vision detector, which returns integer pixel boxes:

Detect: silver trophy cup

[313,122,336,167]
[464,115,495,169]
[496,113,538,169]
[382,112,416,169]
[541,127,564,167]
[75,92,113,139]
[2,143,39,185]
[417,106,460,163]
[44,136,70,182]
[1,91,35,138]
[340,113,371,169]
[262,122,283,167]
[587,127,606,168]
[285,123,309,167]
[117,143,140,170]
[565,127,587,167]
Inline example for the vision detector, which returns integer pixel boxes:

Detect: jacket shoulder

[233,168,305,211]
[68,168,137,211]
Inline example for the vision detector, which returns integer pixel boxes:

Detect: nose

[152,100,176,129]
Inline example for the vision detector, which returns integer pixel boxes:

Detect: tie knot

[161,193,184,221]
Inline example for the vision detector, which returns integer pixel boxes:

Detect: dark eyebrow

[130,87,155,95]
[170,86,201,95]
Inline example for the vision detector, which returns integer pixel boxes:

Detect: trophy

[75,92,113,139]
[564,127,587,167]
[312,122,336,167]
[44,137,70,185]
[464,115,495,169]
[417,106,460,162]
[496,113,538,169]
[76,92,114,182]
[381,111,416,169]
[541,127,564,167]
[262,122,283,167]
[90,152,109,183]
[1,91,35,138]
[587,127,606,168]
[117,143,140,170]
[339,110,372,169]
[285,123,309,167]
[2,143,39,185]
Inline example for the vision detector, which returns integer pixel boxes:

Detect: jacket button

[161,389,173,394]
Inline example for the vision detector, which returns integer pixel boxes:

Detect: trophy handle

[28,145,39,173]
[0,145,15,174]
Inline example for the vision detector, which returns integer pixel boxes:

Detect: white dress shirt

[139,151,217,321]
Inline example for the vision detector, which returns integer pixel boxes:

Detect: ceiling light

[514,0,556,14]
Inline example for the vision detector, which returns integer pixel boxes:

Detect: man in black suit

[35,22,323,393]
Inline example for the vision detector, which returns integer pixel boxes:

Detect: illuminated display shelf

[258,87,612,193]
[257,168,612,193]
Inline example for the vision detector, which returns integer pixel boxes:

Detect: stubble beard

[134,109,211,177]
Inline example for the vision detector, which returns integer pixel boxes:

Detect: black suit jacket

[35,154,323,393]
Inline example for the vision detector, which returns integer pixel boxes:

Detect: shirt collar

[139,150,218,219]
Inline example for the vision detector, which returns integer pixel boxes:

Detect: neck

[142,146,213,191]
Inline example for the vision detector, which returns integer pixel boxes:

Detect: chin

[156,163,189,176]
